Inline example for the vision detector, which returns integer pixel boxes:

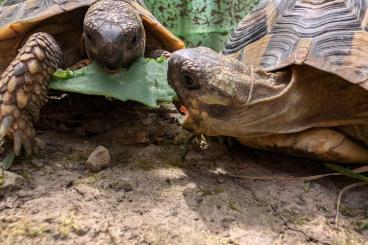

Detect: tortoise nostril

[131,34,137,46]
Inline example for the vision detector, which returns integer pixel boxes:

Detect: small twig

[47,94,69,100]
[214,165,368,181]
[335,182,367,226]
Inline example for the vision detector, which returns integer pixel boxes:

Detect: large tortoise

[0,0,184,156]
[168,0,368,163]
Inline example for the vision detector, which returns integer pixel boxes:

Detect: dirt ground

[0,95,367,245]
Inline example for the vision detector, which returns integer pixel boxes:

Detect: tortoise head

[84,0,145,71]
[168,47,291,137]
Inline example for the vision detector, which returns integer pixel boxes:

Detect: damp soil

[0,94,367,244]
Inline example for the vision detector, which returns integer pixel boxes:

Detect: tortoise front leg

[0,32,63,156]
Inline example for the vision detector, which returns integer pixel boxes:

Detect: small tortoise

[0,0,184,156]
[169,0,368,163]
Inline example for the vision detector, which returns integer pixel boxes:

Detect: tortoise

[0,0,184,156]
[168,0,368,164]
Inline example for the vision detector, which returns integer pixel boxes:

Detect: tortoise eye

[181,74,199,90]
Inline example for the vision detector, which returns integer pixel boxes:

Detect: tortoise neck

[228,65,368,138]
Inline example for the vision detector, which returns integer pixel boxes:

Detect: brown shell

[0,0,184,71]
[223,0,368,90]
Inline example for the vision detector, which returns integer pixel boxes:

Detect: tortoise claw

[0,116,14,138]
[13,130,22,156]
[11,125,36,156]
[0,111,37,156]
[23,136,33,157]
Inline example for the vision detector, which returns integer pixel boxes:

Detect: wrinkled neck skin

[187,57,368,139]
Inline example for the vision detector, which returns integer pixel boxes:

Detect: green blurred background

[146,0,260,51]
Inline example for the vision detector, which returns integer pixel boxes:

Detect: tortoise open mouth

[179,105,190,122]
[173,99,191,125]
[172,97,193,126]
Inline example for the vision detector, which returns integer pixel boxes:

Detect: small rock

[196,195,204,203]
[86,146,111,172]
[2,216,18,223]
[296,195,306,205]
[35,138,47,153]
[17,190,33,198]
[31,159,45,168]
[0,171,24,191]
[216,176,226,184]
[65,180,74,188]
[44,217,54,223]
[136,132,150,143]
[117,193,126,202]
[170,210,178,217]
[109,181,133,192]
[73,184,101,200]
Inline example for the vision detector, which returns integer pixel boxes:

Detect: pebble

[17,190,33,198]
[196,195,204,203]
[136,132,150,143]
[109,181,133,192]
[1,171,24,191]
[31,159,45,168]
[216,176,226,184]
[86,146,111,172]
[35,138,47,153]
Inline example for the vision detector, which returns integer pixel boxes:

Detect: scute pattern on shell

[0,0,97,28]
[223,0,368,90]
[0,0,166,73]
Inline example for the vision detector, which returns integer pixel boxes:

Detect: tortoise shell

[223,0,368,90]
[0,0,184,72]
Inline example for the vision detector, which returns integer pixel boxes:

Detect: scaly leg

[0,32,63,156]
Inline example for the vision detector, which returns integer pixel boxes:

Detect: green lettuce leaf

[49,57,176,108]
